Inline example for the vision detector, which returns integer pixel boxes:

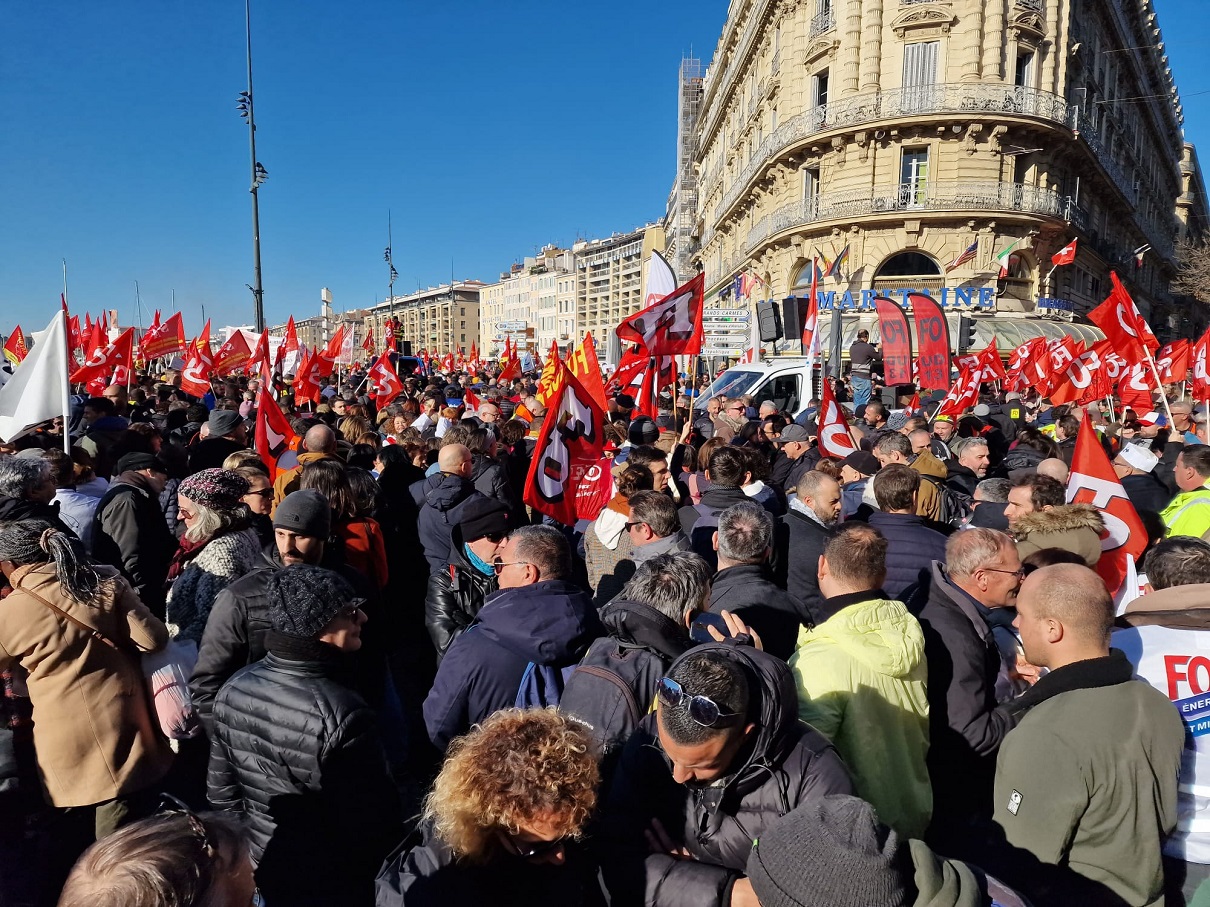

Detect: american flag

[945,239,979,272]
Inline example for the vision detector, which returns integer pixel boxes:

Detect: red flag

[1004,337,1046,392]
[323,324,347,361]
[1051,239,1078,267]
[802,259,821,360]
[635,358,660,421]
[1088,272,1158,361]
[1193,328,1210,398]
[282,316,299,353]
[1156,340,1190,385]
[1049,344,1110,406]
[954,338,1006,385]
[247,330,271,374]
[908,293,952,390]
[1066,410,1147,593]
[362,330,375,354]
[535,341,563,408]
[502,335,512,363]
[70,327,135,385]
[294,348,325,404]
[3,326,28,366]
[817,379,857,458]
[179,336,214,397]
[368,352,403,407]
[85,319,106,361]
[937,367,982,419]
[254,375,299,481]
[568,332,608,412]
[212,331,253,376]
[616,272,705,357]
[68,315,82,356]
[874,296,913,385]
[141,312,187,360]
[1118,361,1158,416]
[498,345,521,382]
[463,387,480,412]
[523,361,606,525]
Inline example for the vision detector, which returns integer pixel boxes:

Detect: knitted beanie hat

[746,795,914,907]
[179,468,250,512]
[268,565,356,638]
[273,489,332,539]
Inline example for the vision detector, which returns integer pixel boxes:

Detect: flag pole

[1144,349,1175,425]
[61,261,73,453]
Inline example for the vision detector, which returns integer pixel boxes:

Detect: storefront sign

[1036,297,1074,313]
[780,286,997,311]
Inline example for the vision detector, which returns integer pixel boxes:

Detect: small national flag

[3,326,28,366]
[996,241,1020,277]
[813,248,832,280]
[1051,238,1078,267]
[945,239,979,272]
[826,243,850,280]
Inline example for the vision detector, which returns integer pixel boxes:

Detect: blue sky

[1,0,1206,336]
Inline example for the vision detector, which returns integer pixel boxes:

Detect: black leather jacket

[424,527,498,660]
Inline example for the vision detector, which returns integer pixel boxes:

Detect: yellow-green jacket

[789,595,931,838]
[1161,482,1210,539]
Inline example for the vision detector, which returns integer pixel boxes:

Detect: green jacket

[1161,483,1210,539]
[790,593,931,838]
[993,651,1184,907]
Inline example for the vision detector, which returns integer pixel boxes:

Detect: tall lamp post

[237,0,267,331]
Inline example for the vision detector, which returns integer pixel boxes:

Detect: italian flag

[996,240,1020,278]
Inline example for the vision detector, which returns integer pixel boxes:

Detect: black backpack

[920,474,973,528]
[559,642,662,772]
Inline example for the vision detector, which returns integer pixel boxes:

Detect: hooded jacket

[790,594,932,839]
[416,473,489,572]
[469,452,515,512]
[708,563,807,660]
[1115,583,1210,866]
[91,471,178,618]
[911,450,950,524]
[559,597,694,768]
[601,642,854,907]
[1011,503,1104,567]
[908,562,1018,836]
[424,526,499,660]
[422,579,603,751]
[208,632,401,906]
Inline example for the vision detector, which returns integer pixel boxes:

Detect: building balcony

[745,181,1068,255]
[713,83,1074,226]
[809,8,835,36]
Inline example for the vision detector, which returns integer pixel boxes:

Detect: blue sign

[778,286,997,311]
[1036,297,1074,313]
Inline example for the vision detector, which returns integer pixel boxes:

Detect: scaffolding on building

[673,56,703,284]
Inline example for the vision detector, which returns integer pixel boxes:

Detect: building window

[902,41,939,113]
[812,69,830,109]
[1015,51,1036,88]
[873,251,943,293]
[803,167,820,213]
[900,148,929,206]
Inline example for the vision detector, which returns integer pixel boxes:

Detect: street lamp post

[238,0,267,332]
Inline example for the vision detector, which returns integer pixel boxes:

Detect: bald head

[303,424,336,455]
[1016,563,1113,667]
[438,443,473,477]
[1037,458,1069,484]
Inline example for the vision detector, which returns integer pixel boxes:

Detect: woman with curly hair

[376,708,603,907]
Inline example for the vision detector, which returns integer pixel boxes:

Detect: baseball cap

[775,424,811,444]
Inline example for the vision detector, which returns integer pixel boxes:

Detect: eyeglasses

[624,521,646,532]
[726,405,745,413]
[246,488,274,498]
[339,599,367,619]
[492,559,531,575]
[481,531,508,544]
[983,566,1026,579]
[657,676,742,728]
[510,835,567,860]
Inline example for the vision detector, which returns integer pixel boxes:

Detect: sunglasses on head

[657,676,742,728]
[511,836,567,859]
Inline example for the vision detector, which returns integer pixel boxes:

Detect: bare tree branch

[1172,239,1210,305]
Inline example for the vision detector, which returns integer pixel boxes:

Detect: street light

[238,0,265,332]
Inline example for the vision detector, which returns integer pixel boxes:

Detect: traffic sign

[704,308,751,319]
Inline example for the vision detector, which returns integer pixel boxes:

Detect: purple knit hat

[179,468,250,512]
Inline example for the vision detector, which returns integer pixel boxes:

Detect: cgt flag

[140,312,187,360]
[179,335,214,398]
[817,378,857,458]
[1066,410,1147,594]
[616,272,705,358]
[523,360,605,526]
[3,326,28,366]
[254,368,299,482]
[368,352,403,407]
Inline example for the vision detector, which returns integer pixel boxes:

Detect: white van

[693,358,819,420]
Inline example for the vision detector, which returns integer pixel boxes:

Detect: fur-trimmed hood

[1011,502,1104,538]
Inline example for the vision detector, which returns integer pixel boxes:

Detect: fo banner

[908,293,951,390]
[873,296,913,385]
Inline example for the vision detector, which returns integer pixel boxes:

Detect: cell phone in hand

[690,612,734,644]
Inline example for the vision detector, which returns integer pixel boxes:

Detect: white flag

[644,251,677,307]
[0,310,67,441]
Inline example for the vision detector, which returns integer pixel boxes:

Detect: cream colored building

[478,246,572,358]
[361,281,483,357]
[575,225,668,365]
[687,0,1192,349]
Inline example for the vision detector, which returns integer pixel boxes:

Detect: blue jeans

[851,373,872,406]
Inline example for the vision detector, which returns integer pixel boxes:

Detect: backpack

[514,661,577,709]
[920,474,973,528]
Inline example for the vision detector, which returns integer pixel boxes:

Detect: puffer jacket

[707,563,807,660]
[92,471,178,619]
[424,526,498,660]
[415,473,489,572]
[601,642,854,907]
[868,511,949,600]
[789,593,931,838]
[1011,503,1104,567]
[679,485,751,570]
[770,500,830,625]
[470,452,515,511]
[997,444,1046,477]
[208,631,401,907]
[166,526,263,644]
[422,579,603,751]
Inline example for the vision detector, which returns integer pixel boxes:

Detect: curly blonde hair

[425,708,599,863]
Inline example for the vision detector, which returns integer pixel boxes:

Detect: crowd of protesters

[0,352,1208,907]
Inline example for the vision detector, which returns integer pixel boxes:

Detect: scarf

[463,543,495,576]
[165,533,210,584]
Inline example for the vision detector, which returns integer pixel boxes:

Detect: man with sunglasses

[906,528,1025,859]
[602,641,852,907]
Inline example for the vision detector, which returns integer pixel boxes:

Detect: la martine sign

[779,286,998,311]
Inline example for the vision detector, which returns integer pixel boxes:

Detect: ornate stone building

[689,0,1193,345]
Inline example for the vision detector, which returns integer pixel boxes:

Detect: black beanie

[273,489,332,539]
[746,795,914,907]
[628,416,659,445]
[458,497,510,542]
[268,565,355,638]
